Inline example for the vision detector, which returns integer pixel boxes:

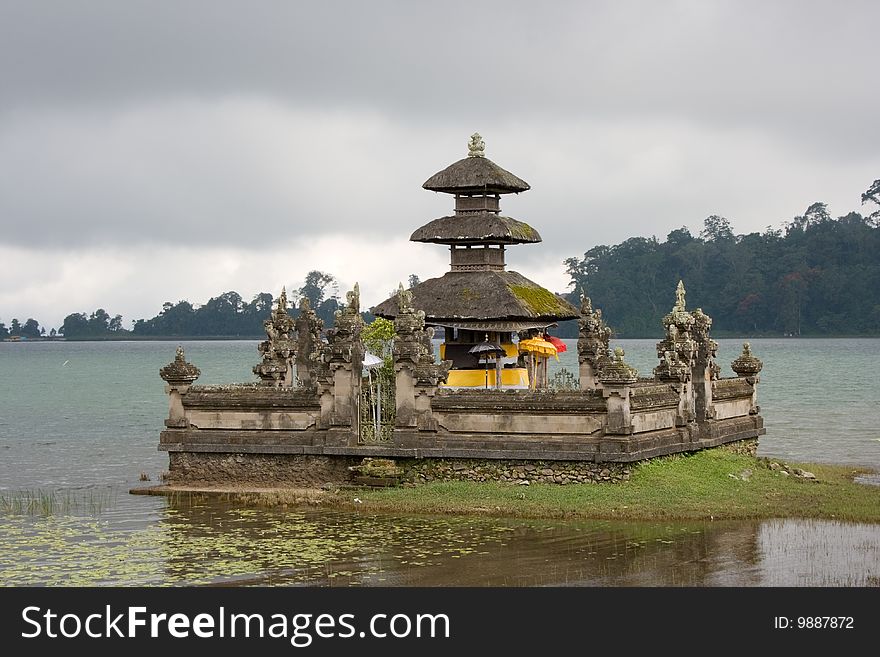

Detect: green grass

[351,447,880,522]
[0,488,116,516]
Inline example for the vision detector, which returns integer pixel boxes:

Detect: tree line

[563,179,880,337]
[5,180,879,340]
[0,271,343,340]
[0,318,48,340]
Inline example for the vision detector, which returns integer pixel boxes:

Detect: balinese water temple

[157,135,765,487]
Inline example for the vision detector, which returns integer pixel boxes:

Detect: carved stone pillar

[159,346,200,428]
[599,347,638,435]
[254,287,297,388]
[392,285,423,429]
[577,295,612,391]
[691,307,718,423]
[295,297,324,389]
[325,284,364,429]
[653,280,697,426]
[392,285,451,434]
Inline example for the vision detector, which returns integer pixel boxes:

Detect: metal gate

[359,366,395,443]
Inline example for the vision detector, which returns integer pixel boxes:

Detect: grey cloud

[0,1,877,253]
[2,2,877,146]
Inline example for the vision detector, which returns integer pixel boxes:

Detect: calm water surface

[1,338,878,586]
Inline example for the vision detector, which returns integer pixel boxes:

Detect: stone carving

[346,283,360,315]
[577,294,612,385]
[654,280,696,382]
[393,283,419,364]
[327,283,364,366]
[398,284,414,313]
[295,296,324,388]
[467,132,485,158]
[691,307,720,380]
[393,284,438,372]
[160,346,200,386]
[731,342,763,377]
[598,347,638,385]
[254,288,297,386]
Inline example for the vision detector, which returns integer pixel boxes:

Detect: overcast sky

[2,0,878,330]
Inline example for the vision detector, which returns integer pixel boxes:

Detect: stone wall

[165,438,760,488]
[168,452,359,487]
[402,458,631,485]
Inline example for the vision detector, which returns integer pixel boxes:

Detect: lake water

[1,338,878,586]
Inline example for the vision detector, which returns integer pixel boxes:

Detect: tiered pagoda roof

[372,133,579,330]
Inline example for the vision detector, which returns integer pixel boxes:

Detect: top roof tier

[422,133,530,195]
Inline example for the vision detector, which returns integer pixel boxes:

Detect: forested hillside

[563,187,880,337]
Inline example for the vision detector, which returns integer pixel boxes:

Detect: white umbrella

[362,351,384,437]
[362,351,383,368]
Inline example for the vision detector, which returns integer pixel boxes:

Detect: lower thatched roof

[371,270,579,323]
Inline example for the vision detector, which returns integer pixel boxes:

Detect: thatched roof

[410,212,542,245]
[423,156,530,195]
[371,270,579,323]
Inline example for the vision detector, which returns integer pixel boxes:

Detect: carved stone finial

[345,283,361,314]
[675,279,686,310]
[599,346,638,384]
[580,294,593,315]
[160,346,200,385]
[299,296,311,312]
[731,341,763,377]
[467,132,485,158]
[397,283,414,313]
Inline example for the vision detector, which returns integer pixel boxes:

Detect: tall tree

[700,215,735,241]
[297,271,338,308]
[862,178,880,225]
[21,318,42,338]
[60,313,89,337]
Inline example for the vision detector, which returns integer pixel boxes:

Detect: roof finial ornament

[675,280,686,310]
[467,132,485,158]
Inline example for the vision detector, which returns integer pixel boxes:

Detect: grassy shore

[342,447,880,523]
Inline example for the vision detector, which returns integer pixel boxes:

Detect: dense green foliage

[130,271,342,337]
[60,309,125,338]
[564,202,880,337]
[130,291,274,337]
[0,317,46,339]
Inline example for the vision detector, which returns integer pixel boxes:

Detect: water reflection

[3,498,875,586]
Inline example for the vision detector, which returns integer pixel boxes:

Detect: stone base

[165,435,761,488]
[167,452,360,487]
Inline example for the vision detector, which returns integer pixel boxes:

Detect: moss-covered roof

[410,213,542,245]
[423,156,530,195]
[371,270,579,322]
